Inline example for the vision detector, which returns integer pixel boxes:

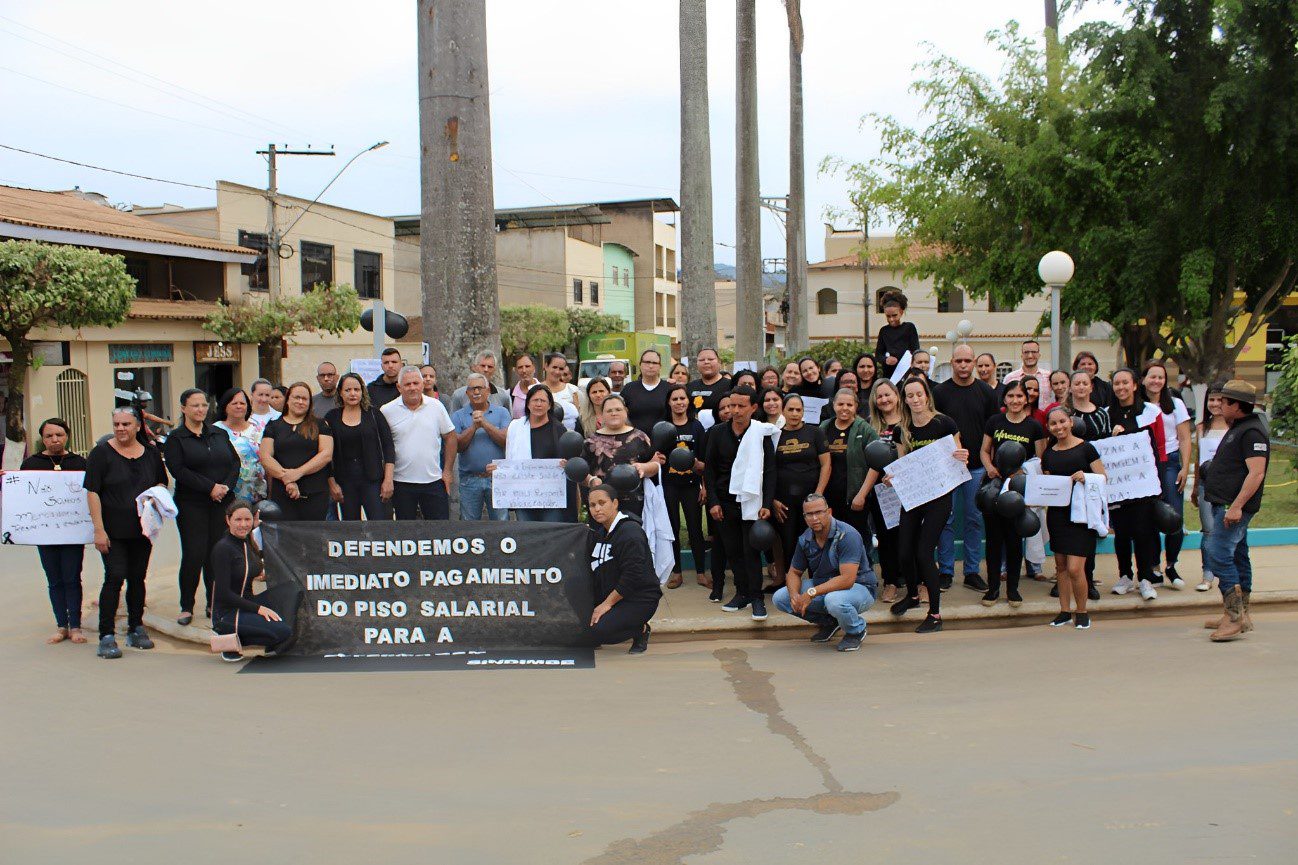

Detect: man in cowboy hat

[1202,380,1269,642]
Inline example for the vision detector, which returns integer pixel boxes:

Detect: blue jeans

[38,544,84,629]
[392,480,449,521]
[459,473,507,521]
[773,579,875,636]
[1204,503,1253,595]
[938,467,985,576]
[1158,452,1185,566]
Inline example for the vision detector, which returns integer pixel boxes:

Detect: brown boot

[1241,591,1254,633]
[1204,613,1224,629]
[1210,586,1245,642]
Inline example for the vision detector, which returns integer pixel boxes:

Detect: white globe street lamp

[1038,251,1075,372]
[957,318,974,340]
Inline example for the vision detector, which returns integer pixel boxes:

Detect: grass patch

[1185,445,1298,531]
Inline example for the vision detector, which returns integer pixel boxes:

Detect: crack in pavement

[581,648,899,864]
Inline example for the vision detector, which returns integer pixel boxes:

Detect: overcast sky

[0,1,1121,266]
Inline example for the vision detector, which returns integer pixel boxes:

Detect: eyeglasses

[803,508,830,518]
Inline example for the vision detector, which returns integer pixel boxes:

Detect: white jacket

[640,480,677,584]
[1070,473,1110,537]
[135,485,176,542]
[729,420,779,521]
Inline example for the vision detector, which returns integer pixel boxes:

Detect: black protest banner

[261,521,594,656]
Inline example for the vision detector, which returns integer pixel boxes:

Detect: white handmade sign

[696,409,716,430]
[490,459,567,510]
[1,470,94,546]
[886,435,972,511]
[350,358,382,383]
[1092,432,1160,504]
[1024,474,1074,507]
[875,482,903,530]
[889,351,913,384]
[801,396,829,425]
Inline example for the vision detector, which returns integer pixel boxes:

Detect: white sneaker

[1139,579,1157,601]
[1196,577,1214,592]
[1112,576,1134,595]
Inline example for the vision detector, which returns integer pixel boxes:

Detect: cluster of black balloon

[975,442,1040,538]
[652,421,697,473]
[560,430,590,484]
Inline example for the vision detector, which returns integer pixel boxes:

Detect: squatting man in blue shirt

[773,493,878,652]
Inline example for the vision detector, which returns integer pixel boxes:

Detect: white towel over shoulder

[729,420,780,521]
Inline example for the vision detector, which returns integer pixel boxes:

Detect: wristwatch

[807,587,818,598]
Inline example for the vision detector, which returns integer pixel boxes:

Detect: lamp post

[1038,250,1074,372]
[957,318,974,343]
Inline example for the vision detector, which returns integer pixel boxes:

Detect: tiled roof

[128,298,220,320]
[0,185,255,257]
[809,243,942,270]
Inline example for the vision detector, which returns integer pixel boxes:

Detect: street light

[957,318,974,341]
[1038,250,1074,372]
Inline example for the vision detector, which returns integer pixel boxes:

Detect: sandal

[177,612,194,627]
[67,628,87,644]
[46,628,68,645]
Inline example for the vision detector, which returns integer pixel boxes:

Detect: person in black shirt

[887,377,967,633]
[934,345,999,591]
[619,348,671,435]
[325,372,396,521]
[686,347,731,420]
[772,393,830,580]
[1040,407,1106,629]
[1202,380,1269,641]
[164,388,240,626]
[1072,351,1113,409]
[210,500,292,662]
[875,290,920,375]
[21,418,89,644]
[367,347,403,408]
[259,382,335,521]
[85,408,170,659]
[1105,369,1164,600]
[976,352,1005,406]
[1065,370,1112,441]
[796,357,834,398]
[655,383,709,590]
[588,485,661,654]
[703,386,775,619]
[979,381,1046,605]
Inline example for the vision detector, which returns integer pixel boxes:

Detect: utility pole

[678,0,717,363]
[734,0,763,364]
[256,144,335,301]
[1043,0,1070,369]
[784,0,808,356]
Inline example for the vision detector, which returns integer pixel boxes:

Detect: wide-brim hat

[1219,379,1258,406]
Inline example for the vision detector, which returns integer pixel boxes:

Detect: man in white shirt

[1002,339,1051,409]
[381,366,457,520]
[248,378,281,430]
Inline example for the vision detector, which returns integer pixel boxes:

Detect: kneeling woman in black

[210,500,292,661]
[588,484,661,654]
[1041,407,1107,629]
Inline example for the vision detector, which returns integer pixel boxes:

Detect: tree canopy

[0,240,136,439]
[830,0,1298,383]
[499,305,628,361]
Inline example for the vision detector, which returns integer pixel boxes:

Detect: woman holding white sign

[502,384,570,523]
[1041,407,1107,629]
[1191,384,1228,592]
[887,377,967,633]
[1106,368,1166,601]
[21,418,89,645]
[856,380,908,603]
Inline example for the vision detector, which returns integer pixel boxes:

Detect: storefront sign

[108,343,173,365]
[194,341,238,364]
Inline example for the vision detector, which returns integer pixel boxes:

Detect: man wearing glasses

[312,361,339,419]
[619,348,671,435]
[1002,339,1051,410]
[772,493,877,652]
[451,373,511,520]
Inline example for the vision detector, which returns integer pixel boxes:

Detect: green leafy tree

[0,241,135,441]
[204,282,362,382]
[499,305,570,361]
[565,308,628,352]
[1267,336,1298,445]
[827,1,1298,383]
[802,339,870,372]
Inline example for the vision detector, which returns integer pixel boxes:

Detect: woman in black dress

[163,388,239,625]
[772,393,830,581]
[259,382,335,521]
[22,418,89,645]
[1064,369,1110,599]
[1040,407,1107,629]
[85,408,170,659]
[796,357,833,398]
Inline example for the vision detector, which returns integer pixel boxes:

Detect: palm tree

[679,0,717,361]
[734,0,763,362]
[784,0,808,354]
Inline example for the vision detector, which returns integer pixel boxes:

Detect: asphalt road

[2,540,1295,864]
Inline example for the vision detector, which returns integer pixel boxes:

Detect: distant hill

[714,263,786,290]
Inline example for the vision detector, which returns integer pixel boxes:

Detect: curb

[144,588,1298,650]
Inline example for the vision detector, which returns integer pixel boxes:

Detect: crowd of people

[19,291,1273,658]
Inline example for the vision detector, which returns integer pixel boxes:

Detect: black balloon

[563,456,590,483]
[609,463,642,492]
[748,519,778,552]
[1012,508,1042,538]
[255,499,284,522]
[995,441,1028,476]
[1008,473,1028,496]
[1152,499,1183,534]
[994,490,1026,519]
[651,421,677,452]
[667,446,695,473]
[864,439,897,472]
[1071,416,1087,439]
[975,479,1001,515]
[558,430,585,459]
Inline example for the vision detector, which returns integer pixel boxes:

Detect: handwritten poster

[1,470,94,545]
[886,435,971,511]
[875,483,903,530]
[1024,475,1074,507]
[491,459,567,510]
[889,351,913,384]
[1092,433,1160,504]
[801,396,829,425]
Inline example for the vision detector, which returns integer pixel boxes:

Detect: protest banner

[801,396,829,425]
[1092,432,1161,504]
[1024,475,1074,507]
[260,520,594,656]
[1,470,94,545]
[875,483,902,530]
[885,435,972,511]
[491,459,566,509]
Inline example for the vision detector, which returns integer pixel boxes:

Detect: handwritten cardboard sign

[887,435,972,511]
[1092,433,1160,504]
[491,459,567,510]
[1,470,94,546]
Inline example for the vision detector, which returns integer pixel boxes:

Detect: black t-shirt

[662,418,705,485]
[875,321,920,367]
[686,377,731,416]
[619,379,671,435]
[934,379,999,468]
[983,413,1046,452]
[796,378,833,399]
[875,421,902,447]
[907,414,960,450]
[21,452,88,472]
[1204,414,1270,514]
[529,421,560,460]
[83,443,169,539]
[1041,441,1100,480]
[774,423,828,499]
[330,415,365,463]
[264,417,333,494]
[824,422,852,501]
[1072,406,1112,441]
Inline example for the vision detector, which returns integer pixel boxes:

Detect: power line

[0,143,215,190]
